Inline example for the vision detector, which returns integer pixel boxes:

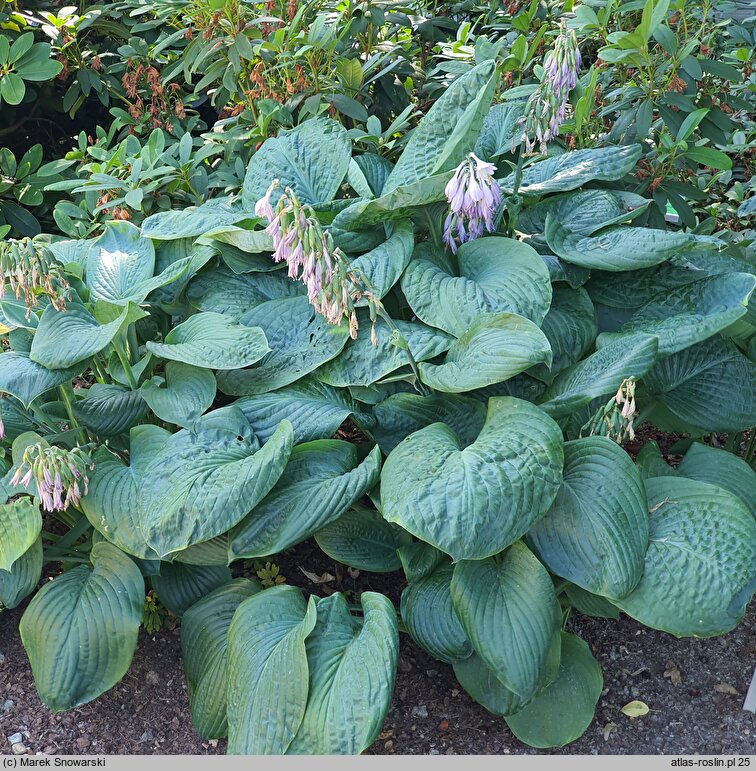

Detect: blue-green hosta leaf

[146,311,269,370]
[235,376,373,445]
[242,118,351,208]
[0,352,80,407]
[47,238,98,269]
[596,273,755,355]
[546,217,697,272]
[564,584,620,620]
[173,536,230,567]
[539,333,659,417]
[519,189,650,237]
[677,442,756,518]
[81,425,172,561]
[504,633,603,748]
[199,225,273,255]
[451,543,561,700]
[30,301,139,369]
[615,477,756,637]
[352,153,393,196]
[529,285,597,384]
[151,562,232,617]
[0,497,41,573]
[216,296,350,395]
[384,61,497,193]
[72,384,148,437]
[18,542,144,711]
[418,313,552,393]
[148,242,216,314]
[349,219,413,300]
[401,561,472,664]
[314,506,412,573]
[373,392,486,454]
[397,541,445,583]
[316,318,452,388]
[401,237,552,335]
[528,438,648,600]
[453,653,529,717]
[635,441,676,481]
[0,536,42,611]
[331,173,451,231]
[540,254,591,288]
[141,198,251,240]
[140,362,216,428]
[380,397,564,561]
[186,265,300,318]
[287,592,398,755]
[228,442,382,559]
[643,336,756,432]
[226,585,317,755]
[141,410,293,558]
[500,145,642,195]
[0,290,38,330]
[474,102,528,161]
[0,398,35,443]
[181,579,261,739]
[209,240,280,274]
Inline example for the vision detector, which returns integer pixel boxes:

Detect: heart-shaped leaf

[72,384,149,437]
[141,197,251,240]
[348,219,413,300]
[0,536,42,611]
[0,497,41,573]
[140,362,216,428]
[151,562,232,617]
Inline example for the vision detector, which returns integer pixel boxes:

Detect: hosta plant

[1,58,755,754]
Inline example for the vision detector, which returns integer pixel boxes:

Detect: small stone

[140,731,154,744]
[75,737,90,751]
[1,700,13,712]
[437,719,449,732]
[411,705,429,718]
[8,732,23,744]
[12,743,27,755]
[429,748,440,755]
[0,651,5,665]
[43,746,57,755]
[145,671,160,686]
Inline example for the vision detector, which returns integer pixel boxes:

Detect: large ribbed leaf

[173,535,229,567]
[0,352,80,407]
[418,313,552,393]
[373,392,486,454]
[72,384,148,437]
[453,653,528,717]
[216,297,350,395]
[635,441,676,480]
[474,102,528,161]
[546,217,696,271]
[0,497,41,572]
[186,266,300,318]
[314,506,412,573]
[401,237,552,335]
[30,301,137,369]
[401,561,472,664]
[383,61,498,193]
[677,442,756,518]
[242,118,350,208]
[528,438,648,600]
[228,442,381,559]
[141,410,293,558]
[539,333,658,417]
[530,285,597,384]
[146,312,269,370]
[19,542,144,711]
[564,584,620,620]
[287,592,398,754]
[615,477,756,637]
[505,633,603,748]
[226,585,317,754]
[643,336,756,431]
[500,145,641,195]
[0,536,42,611]
[141,198,251,240]
[234,376,372,445]
[181,579,261,739]
[451,543,561,700]
[81,424,171,561]
[349,219,413,299]
[316,318,452,387]
[597,273,755,355]
[140,362,216,428]
[380,397,564,560]
[151,562,232,617]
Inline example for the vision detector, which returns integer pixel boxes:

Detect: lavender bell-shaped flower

[443,153,501,253]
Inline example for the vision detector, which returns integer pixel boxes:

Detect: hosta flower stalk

[0,238,70,318]
[442,153,501,253]
[581,378,637,444]
[11,443,94,512]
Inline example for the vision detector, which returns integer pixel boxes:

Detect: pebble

[8,732,23,744]
[140,731,154,743]
[12,743,27,755]
[1,700,13,712]
[75,737,90,751]
[0,651,5,665]
[411,705,429,718]
[145,671,160,686]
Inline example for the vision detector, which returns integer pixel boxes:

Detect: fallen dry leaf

[664,661,682,685]
[377,730,394,740]
[438,719,449,732]
[621,700,650,718]
[714,682,738,695]
[299,567,336,584]
[347,567,360,579]
[603,722,618,741]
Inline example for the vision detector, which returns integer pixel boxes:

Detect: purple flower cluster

[256,181,375,340]
[11,443,92,512]
[518,23,582,155]
[442,153,502,253]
